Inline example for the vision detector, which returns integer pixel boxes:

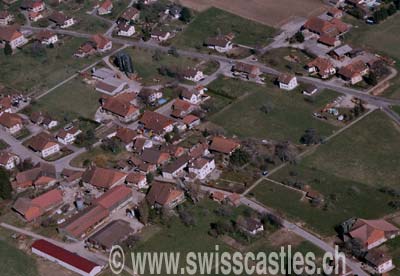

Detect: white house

[151,30,171,41]
[49,11,75,29]
[56,127,82,145]
[183,68,204,82]
[189,157,215,180]
[278,74,298,90]
[0,113,23,134]
[125,172,148,189]
[97,0,113,15]
[180,88,202,105]
[0,27,28,49]
[36,30,58,45]
[237,217,264,235]
[0,11,14,25]
[27,132,60,158]
[117,23,135,37]
[42,117,58,129]
[162,156,190,180]
[365,250,394,274]
[205,35,233,53]
[0,152,20,170]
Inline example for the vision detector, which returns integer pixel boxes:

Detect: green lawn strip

[0,37,98,94]
[208,78,339,143]
[172,7,276,50]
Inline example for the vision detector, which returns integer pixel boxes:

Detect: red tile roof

[31,239,101,273]
[82,167,127,189]
[0,112,22,128]
[209,136,240,154]
[93,185,132,211]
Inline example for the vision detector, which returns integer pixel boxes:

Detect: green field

[172,7,276,50]
[28,79,101,121]
[260,48,314,75]
[0,240,39,276]
[123,47,202,85]
[251,111,400,235]
[208,78,340,143]
[343,14,400,99]
[0,37,98,94]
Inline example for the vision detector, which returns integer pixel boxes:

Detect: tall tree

[4,42,12,56]
[0,168,12,199]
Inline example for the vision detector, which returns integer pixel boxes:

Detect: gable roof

[278,73,295,85]
[115,127,138,144]
[93,185,132,210]
[91,34,111,49]
[139,111,175,134]
[26,132,58,151]
[0,112,22,128]
[350,218,399,246]
[146,181,184,206]
[82,167,127,189]
[209,136,240,154]
[0,26,23,42]
[338,60,368,79]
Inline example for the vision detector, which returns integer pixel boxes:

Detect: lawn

[343,14,400,99]
[70,145,131,168]
[251,178,394,236]
[260,47,314,75]
[0,37,98,95]
[122,47,201,85]
[27,78,102,121]
[393,106,400,116]
[301,111,400,188]
[208,78,340,143]
[251,111,400,235]
[0,240,39,276]
[172,7,276,50]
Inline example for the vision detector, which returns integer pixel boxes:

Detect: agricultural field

[174,0,327,27]
[0,37,99,95]
[343,14,400,99]
[27,79,102,122]
[252,111,400,235]
[0,240,39,276]
[172,7,277,49]
[207,78,340,143]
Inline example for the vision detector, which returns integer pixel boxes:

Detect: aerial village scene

[0,0,400,275]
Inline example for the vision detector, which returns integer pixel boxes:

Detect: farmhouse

[0,152,20,170]
[278,73,298,90]
[365,249,394,274]
[31,240,103,276]
[13,189,63,221]
[232,62,261,79]
[0,112,23,134]
[188,157,215,180]
[48,11,75,28]
[13,163,56,189]
[141,148,170,166]
[97,0,113,15]
[29,11,43,22]
[35,30,58,45]
[180,87,202,104]
[101,94,139,122]
[21,0,45,13]
[0,11,13,25]
[171,99,193,119]
[236,216,264,235]
[182,67,204,82]
[119,7,140,22]
[338,60,369,84]
[162,154,190,179]
[125,172,147,189]
[303,17,338,36]
[151,29,171,41]
[209,136,240,155]
[117,23,135,37]
[115,127,139,151]
[26,132,60,158]
[204,35,233,53]
[82,167,127,190]
[182,114,200,129]
[92,34,112,53]
[318,35,340,47]
[146,181,185,209]
[306,57,336,79]
[56,127,82,145]
[0,26,28,49]
[0,96,12,114]
[139,111,175,136]
[349,218,400,250]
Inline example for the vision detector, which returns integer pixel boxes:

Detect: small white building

[117,23,135,37]
[278,74,298,90]
[151,30,171,41]
[56,127,82,145]
[365,250,394,274]
[183,68,204,82]
[205,35,233,53]
[0,152,20,170]
[0,11,14,25]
